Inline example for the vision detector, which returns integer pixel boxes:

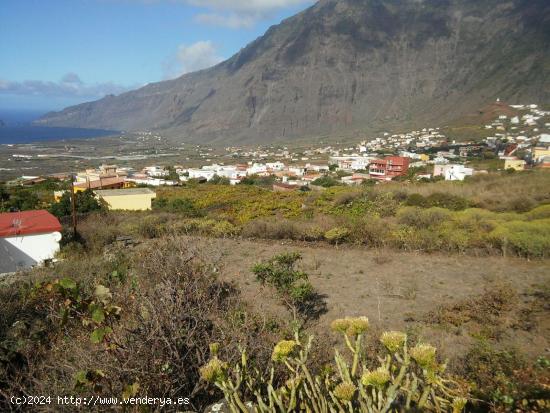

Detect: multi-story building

[369,156,410,181]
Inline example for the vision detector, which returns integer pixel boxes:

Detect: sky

[0,0,314,112]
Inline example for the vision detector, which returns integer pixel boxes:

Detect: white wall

[3,232,61,264]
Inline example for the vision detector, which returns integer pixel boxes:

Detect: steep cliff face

[37,0,550,143]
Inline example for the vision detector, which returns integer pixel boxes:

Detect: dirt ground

[203,237,550,361]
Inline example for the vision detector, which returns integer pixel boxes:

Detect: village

[1,101,549,274]
[4,102,550,191]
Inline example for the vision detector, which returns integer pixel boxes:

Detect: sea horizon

[0,109,118,144]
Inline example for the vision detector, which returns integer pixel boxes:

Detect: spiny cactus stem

[351,334,362,377]
[253,391,269,411]
[418,384,432,408]
[343,333,356,354]
[302,364,323,411]
[267,383,285,411]
[431,388,442,411]
[288,381,297,412]
[284,360,297,374]
[405,374,418,409]
[381,360,409,412]
[213,382,240,413]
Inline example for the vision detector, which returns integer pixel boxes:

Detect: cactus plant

[200,316,469,412]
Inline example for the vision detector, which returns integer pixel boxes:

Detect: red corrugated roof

[0,210,62,237]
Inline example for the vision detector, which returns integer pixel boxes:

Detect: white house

[266,162,285,171]
[143,166,168,178]
[433,164,474,181]
[246,163,268,175]
[0,210,62,274]
[288,166,306,176]
[187,168,217,181]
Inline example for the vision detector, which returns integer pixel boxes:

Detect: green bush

[353,215,393,247]
[397,206,451,228]
[137,216,167,239]
[242,219,300,240]
[311,176,342,188]
[406,192,470,211]
[324,227,350,245]
[489,219,550,258]
[460,341,549,411]
[252,252,317,318]
[153,197,203,217]
[50,189,106,218]
[525,204,550,221]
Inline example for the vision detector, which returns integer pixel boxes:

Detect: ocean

[0,110,117,144]
[0,126,118,144]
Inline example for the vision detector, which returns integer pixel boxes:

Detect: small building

[73,176,127,193]
[533,147,550,163]
[369,156,410,180]
[0,210,62,274]
[94,188,157,211]
[539,156,550,169]
[434,164,474,181]
[187,168,217,181]
[504,158,526,171]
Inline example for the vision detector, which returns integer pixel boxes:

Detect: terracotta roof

[0,210,62,237]
[74,177,125,189]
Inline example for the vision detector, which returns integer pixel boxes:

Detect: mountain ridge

[36,0,550,143]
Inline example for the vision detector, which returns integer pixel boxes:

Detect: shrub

[242,218,300,240]
[311,176,342,188]
[50,189,106,218]
[506,197,536,213]
[405,193,428,207]
[489,219,550,258]
[0,237,273,412]
[324,226,350,245]
[153,197,203,217]
[525,204,550,220]
[252,253,321,320]
[137,215,167,239]
[396,206,451,228]
[200,318,469,412]
[460,341,549,411]
[424,192,471,211]
[353,215,393,247]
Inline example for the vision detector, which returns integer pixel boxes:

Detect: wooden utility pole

[70,175,77,235]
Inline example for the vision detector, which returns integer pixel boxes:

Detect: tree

[209,175,230,185]
[50,189,105,218]
[164,166,180,182]
[311,176,341,187]
[7,189,40,211]
[0,186,9,211]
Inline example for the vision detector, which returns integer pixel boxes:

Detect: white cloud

[163,40,224,79]
[0,74,132,99]
[124,0,313,28]
[188,0,313,28]
[187,0,311,13]
[194,12,257,29]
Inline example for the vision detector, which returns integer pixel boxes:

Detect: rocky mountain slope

[36,0,550,143]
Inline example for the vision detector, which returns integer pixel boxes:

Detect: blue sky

[0,0,313,111]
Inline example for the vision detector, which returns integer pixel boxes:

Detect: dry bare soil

[207,237,549,362]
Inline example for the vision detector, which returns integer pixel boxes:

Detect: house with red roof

[0,210,62,274]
